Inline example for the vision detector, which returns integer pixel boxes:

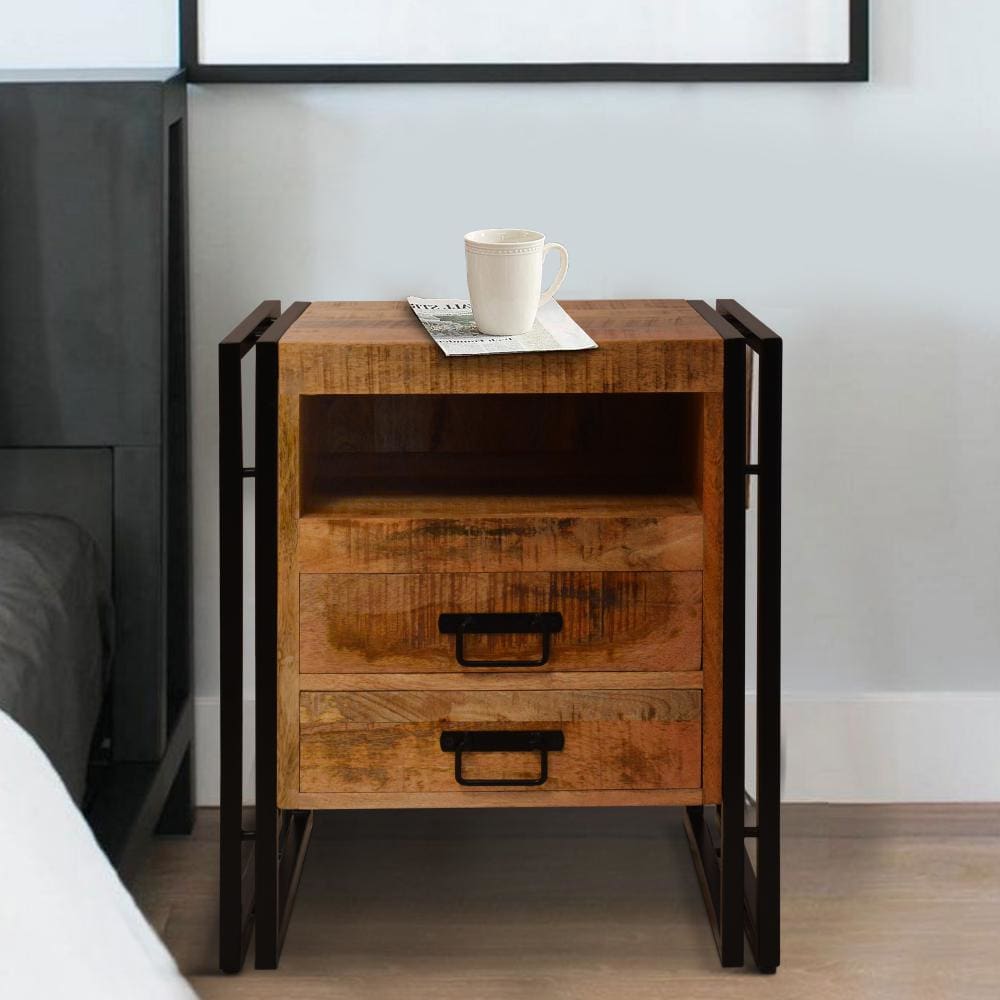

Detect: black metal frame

[684,299,782,974]
[86,698,195,879]
[219,296,781,973]
[181,0,868,84]
[219,300,315,973]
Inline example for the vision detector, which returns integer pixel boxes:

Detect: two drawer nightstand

[219,299,782,974]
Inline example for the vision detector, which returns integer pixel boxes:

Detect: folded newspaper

[408,297,598,357]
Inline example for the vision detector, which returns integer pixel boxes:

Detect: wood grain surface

[285,789,705,810]
[299,571,702,673]
[277,387,301,802]
[297,671,705,691]
[279,300,723,395]
[699,392,724,803]
[299,688,701,795]
[297,497,703,574]
[302,688,702,724]
[276,301,729,809]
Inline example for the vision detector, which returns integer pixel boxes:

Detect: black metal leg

[218,301,313,974]
[219,301,280,974]
[719,300,782,975]
[253,311,281,969]
[156,744,195,835]
[686,300,782,974]
[276,810,315,957]
[720,330,748,967]
[683,805,726,958]
[253,302,312,971]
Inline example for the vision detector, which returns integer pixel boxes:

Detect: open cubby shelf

[299,392,706,519]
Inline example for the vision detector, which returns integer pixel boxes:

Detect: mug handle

[538,243,570,307]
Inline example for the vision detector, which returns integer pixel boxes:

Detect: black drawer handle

[438,612,563,668]
[440,730,565,787]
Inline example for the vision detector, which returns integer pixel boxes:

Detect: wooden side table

[219,299,782,974]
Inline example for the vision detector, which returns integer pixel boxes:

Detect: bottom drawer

[299,689,701,794]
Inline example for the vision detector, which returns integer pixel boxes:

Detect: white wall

[0,1,176,68]
[4,1,1000,802]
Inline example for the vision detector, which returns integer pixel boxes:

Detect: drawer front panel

[299,688,702,794]
[297,510,703,574]
[299,571,702,673]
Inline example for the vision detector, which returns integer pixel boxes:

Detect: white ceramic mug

[464,229,570,336]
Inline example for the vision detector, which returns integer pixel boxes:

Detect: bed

[0,514,112,802]
[0,443,193,874]
[0,708,195,999]
[0,70,196,996]
[0,513,194,998]
[0,73,193,877]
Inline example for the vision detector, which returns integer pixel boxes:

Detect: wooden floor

[132,805,1000,999]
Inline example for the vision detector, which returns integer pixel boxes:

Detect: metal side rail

[685,299,783,974]
[218,300,314,973]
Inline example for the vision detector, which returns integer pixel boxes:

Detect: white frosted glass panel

[199,0,851,66]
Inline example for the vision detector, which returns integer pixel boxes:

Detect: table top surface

[282,300,721,347]
[0,68,184,85]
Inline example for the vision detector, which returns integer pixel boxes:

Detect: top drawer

[299,570,702,673]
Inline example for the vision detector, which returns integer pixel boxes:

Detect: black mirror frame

[181,0,868,84]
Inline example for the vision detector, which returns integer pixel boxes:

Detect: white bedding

[0,710,196,1000]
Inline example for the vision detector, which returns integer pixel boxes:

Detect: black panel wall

[0,70,192,859]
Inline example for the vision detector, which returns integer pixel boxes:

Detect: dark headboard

[0,449,113,588]
[0,69,191,780]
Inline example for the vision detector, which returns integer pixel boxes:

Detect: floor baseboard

[762,691,1000,803]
